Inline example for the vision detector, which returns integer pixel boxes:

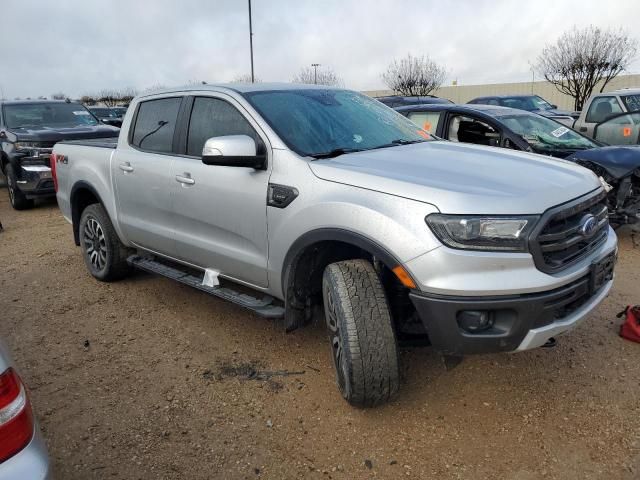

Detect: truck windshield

[621,94,640,113]
[3,103,99,129]
[243,89,430,157]
[499,112,598,151]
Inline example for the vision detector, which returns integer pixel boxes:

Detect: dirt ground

[0,190,639,480]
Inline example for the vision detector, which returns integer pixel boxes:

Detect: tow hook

[542,337,557,348]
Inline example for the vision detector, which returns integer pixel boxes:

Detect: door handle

[579,127,587,132]
[175,173,195,185]
[119,162,134,173]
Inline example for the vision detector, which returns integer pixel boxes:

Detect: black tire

[79,203,132,281]
[322,259,400,407]
[5,164,34,210]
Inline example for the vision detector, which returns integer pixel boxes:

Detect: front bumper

[409,250,616,355]
[15,165,54,197]
[0,426,51,480]
[9,151,55,197]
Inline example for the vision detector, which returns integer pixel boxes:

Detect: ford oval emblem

[580,214,597,237]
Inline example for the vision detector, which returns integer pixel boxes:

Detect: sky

[1,0,639,99]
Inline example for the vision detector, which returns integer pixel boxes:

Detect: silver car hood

[309,141,601,214]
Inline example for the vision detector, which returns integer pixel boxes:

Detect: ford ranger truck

[52,84,617,407]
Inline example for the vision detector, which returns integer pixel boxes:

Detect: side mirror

[201,135,266,169]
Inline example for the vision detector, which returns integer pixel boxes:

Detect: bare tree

[536,26,638,111]
[143,84,167,94]
[51,92,67,100]
[98,89,119,107]
[231,74,261,83]
[80,94,98,106]
[118,87,138,104]
[382,54,447,96]
[292,66,342,86]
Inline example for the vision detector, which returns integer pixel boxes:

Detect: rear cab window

[130,97,182,153]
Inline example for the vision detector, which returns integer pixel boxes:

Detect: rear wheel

[322,259,400,407]
[5,165,33,210]
[79,203,132,281]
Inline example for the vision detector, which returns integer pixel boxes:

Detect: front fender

[267,182,441,299]
[569,146,640,179]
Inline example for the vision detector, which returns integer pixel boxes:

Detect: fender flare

[280,227,410,297]
[70,180,108,245]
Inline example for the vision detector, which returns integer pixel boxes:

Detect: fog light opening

[457,310,495,333]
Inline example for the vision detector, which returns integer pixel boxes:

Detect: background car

[0,100,120,210]
[398,103,640,230]
[573,88,640,143]
[468,94,577,126]
[87,106,123,127]
[375,94,453,108]
[111,106,128,118]
[0,339,50,479]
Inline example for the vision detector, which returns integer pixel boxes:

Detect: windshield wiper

[371,139,426,150]
[310,147,363,159]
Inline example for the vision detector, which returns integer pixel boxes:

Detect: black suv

[0,100,120,209]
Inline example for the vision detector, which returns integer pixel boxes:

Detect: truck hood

[12,124,120,143]
[309,141,601,214]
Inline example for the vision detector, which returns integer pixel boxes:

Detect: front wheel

[322,259,400,407]
[5,164,33,210]
[79,203,132,281]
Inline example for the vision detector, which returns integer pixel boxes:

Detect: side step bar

[127,255,285,319]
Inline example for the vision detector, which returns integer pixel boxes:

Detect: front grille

[530,190,609,273]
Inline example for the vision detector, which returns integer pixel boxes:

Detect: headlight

[14,142,43,151]
[426,214,539,252]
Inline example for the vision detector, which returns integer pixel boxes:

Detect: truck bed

[57,137,118,149]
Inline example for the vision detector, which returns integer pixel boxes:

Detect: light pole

[311,63,320,84]
[248,0,255,83]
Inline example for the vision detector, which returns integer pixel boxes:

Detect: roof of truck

[609,88,640,95]
[140,82,342,99]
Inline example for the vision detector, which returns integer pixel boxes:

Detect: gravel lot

[0,190,639,480]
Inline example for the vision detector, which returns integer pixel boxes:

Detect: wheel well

[0,152,8,174]
[71,187,101,245]
[283,238,416,333]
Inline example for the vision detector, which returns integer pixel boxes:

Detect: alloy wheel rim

[83,217,107,271]
[7,176,15,204]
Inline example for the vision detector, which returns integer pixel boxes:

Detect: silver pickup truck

[52,84,617,406]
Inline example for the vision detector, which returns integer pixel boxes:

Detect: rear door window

[131,97,182,153]
[186,97,258,157]
[407,111,441,134]
[585,96,623,123]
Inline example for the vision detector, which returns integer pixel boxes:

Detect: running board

[127,255,284,319]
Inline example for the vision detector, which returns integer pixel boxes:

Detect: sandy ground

[0,189,639,480]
